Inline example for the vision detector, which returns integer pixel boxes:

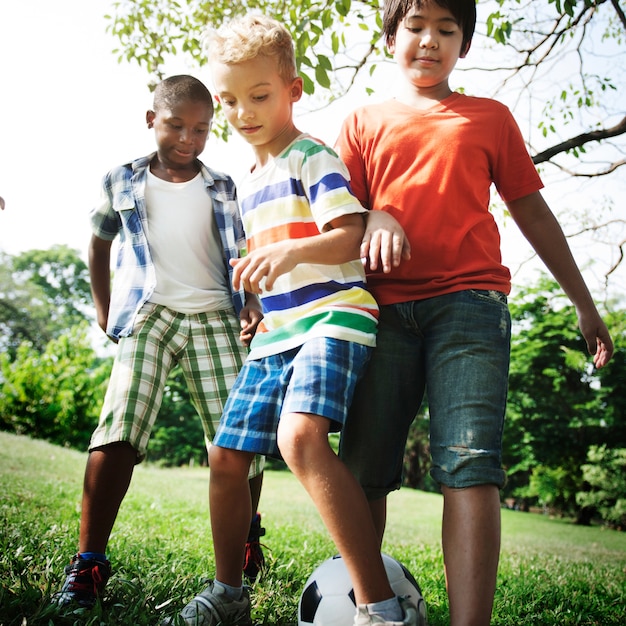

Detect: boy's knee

[277,414,327,471]
[209,445,251,480]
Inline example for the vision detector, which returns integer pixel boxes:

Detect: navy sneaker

[243,512,266,582]
[52,553,111,608]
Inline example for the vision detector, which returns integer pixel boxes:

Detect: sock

[78,551,107,562]
[366,596,403,622]
[214,580,243,601]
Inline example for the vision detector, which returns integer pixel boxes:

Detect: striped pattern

[238,135,379,360]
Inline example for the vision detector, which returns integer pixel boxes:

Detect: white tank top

[145,169,233,313]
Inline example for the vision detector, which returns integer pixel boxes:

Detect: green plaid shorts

[90,302,264,476]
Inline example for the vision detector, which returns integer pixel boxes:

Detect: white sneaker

[163,580,252,626]
[355,595,428,626]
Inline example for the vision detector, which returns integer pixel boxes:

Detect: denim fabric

[340,289,511,495]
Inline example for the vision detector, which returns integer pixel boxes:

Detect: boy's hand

[577,308,614,369]
[230,241,296,293]
[361,210,411,273]
[239,295,264,347]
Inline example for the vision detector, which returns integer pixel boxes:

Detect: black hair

[383,0,476,53]
[153,75,214,116]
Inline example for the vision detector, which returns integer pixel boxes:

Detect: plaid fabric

[90,153,247,339]
[90,302,264,476]
[214,337,371,458]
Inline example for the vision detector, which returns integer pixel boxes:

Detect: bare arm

[230,213,364,294]
[88,234,113,337]
[239,292,264,347]
[361,210,412,273]
[507,191,614,368]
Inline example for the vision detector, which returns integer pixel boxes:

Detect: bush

[577,445,626,529]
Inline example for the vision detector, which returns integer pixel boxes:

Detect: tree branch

[532,115,626,164]
[610,0,626,30]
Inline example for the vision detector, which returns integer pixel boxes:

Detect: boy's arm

[507,191,614,368]
[88,234,113,337]
[239,292,264,347]
[361,210,412,274]
[230,213,364,294]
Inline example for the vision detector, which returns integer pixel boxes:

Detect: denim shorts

[214,337,371,458]
[339,290,511,495]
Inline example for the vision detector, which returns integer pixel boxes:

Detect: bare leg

[368,496,387,547]
[248,472,263,515]
[442,484,501,626]
[278,413,393,605]
[209,445,254,587]
[78,443,137,553]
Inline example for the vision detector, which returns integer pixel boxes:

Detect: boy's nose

[238,106,254,121]
[420,31,438,48]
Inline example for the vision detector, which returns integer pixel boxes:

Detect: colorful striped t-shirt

[239,134,379,360]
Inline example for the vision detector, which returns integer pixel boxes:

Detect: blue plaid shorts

[214,337,371,458]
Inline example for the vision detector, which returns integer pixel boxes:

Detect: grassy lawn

[1,431,625,625]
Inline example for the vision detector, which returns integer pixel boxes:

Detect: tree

[106,1,625,167]
[577,444,626,529]
[105,0,625,291]
[403,410,436,492]
[11,245,93,330]
[0,251,54,357]
[0,247,93,359]
[503,276,625,522]
[0,325,112,450]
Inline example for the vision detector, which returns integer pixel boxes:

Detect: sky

[0,0,368,255]
[0,0,623,301]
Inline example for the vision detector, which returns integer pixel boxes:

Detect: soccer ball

[298,554,427,626]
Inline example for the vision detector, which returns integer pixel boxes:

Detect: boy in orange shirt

[336,2,614,625]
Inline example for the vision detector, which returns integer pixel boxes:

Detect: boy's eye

[253,94,268,102]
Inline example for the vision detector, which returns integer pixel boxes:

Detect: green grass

[1,431,625,626]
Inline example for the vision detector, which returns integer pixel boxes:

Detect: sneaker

[165,580,252,626]
[51,553,111,609]
[355,595,428,626]
[243,512,266,582]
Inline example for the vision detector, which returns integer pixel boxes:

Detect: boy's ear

[460,40,472,59]
[290,77,304,102]
[146,110,156,129]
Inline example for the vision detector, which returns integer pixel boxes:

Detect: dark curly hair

[153,75,214,116]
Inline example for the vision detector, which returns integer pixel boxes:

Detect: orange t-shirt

[335,93,544,304]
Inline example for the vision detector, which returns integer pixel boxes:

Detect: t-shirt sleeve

[301,141,366,232]
[334,112,370,210]
[492,109,544,203]
[89,171,124,240]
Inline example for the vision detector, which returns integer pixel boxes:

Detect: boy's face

[389,1,467,93]
[146,100,212,169]
[210,55,302,158]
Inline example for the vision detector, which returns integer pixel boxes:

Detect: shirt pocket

[112,190,142,234]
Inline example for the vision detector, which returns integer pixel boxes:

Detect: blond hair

[205,14,298,84]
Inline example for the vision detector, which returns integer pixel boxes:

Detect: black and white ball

[298,554,426,626]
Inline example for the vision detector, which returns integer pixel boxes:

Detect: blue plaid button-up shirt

[90,153,246,339]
